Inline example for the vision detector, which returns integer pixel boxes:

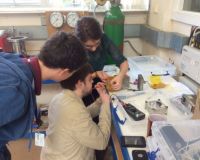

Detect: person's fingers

[99,75,106,82]
[101,76,107,81]
[103,73,108,79]
[96,83,107,92]
[112,86,120,91]
[96,82,105,87]
[95,83,106,92]
[101,78,107,83]
[111,80,117,85]
[111,81,121,90]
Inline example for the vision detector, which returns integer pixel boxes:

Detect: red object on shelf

[0,30,13,53]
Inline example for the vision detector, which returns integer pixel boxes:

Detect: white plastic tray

[128,56,176,80]
[152,120,200,160]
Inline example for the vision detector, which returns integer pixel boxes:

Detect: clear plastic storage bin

[170,96,193,117]
[128,56,176,80]
[151,120,200,160]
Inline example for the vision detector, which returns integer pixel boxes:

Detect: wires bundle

[189,26,200,49]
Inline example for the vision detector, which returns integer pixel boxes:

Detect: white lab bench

[110,75,194,160]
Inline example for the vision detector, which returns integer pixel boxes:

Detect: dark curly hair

[75,16,102,42]
[60,63,93,90]
[38,31,87,71]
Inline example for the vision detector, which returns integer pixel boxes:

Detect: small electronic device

[145,99,168,115]
[124,103,145,121]
[132,150,148,160]
[121,136,146,148]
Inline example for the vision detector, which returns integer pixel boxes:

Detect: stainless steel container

[7,36,28,55]
[137,74,144,91]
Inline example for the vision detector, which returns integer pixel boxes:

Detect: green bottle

[103,4,125,64]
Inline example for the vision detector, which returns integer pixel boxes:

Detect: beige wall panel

[0,14,42,26]
[25,40,45,54]
[148,0,173,31]
[172,21,191,36]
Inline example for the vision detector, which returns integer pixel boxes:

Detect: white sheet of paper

[35,132,45,147]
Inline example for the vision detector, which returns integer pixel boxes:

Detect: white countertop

[111,75,194,160]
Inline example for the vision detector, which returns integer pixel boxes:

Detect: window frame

[0,0,48,6]
[172,0,200,26]
[0,0,149,13]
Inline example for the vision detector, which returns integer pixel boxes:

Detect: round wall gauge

[66,12,80,28]
[49,11,64,28]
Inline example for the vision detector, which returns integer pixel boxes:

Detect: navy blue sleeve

[0,61,27,127]
[102,34,127,67]
[0,53,33,127]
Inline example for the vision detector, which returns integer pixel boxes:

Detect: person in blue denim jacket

[0,32,87,160]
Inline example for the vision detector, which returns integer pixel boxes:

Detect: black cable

[124,40,142,56]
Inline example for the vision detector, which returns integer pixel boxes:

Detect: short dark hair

[38,31,87,71]
[75,16,102,42]
[60,63,93,90]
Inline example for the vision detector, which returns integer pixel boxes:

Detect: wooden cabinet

[8,139,41,160]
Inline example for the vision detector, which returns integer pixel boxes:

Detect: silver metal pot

[7,36,28,55]
[137,74,144,91]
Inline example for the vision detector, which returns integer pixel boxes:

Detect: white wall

[148,0,174,32]
[148,0,192,36]
[0,11,147,55]
[142,0,194,75]
[0,13,43,26]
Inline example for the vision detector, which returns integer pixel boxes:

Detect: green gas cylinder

[103,5,125,64]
